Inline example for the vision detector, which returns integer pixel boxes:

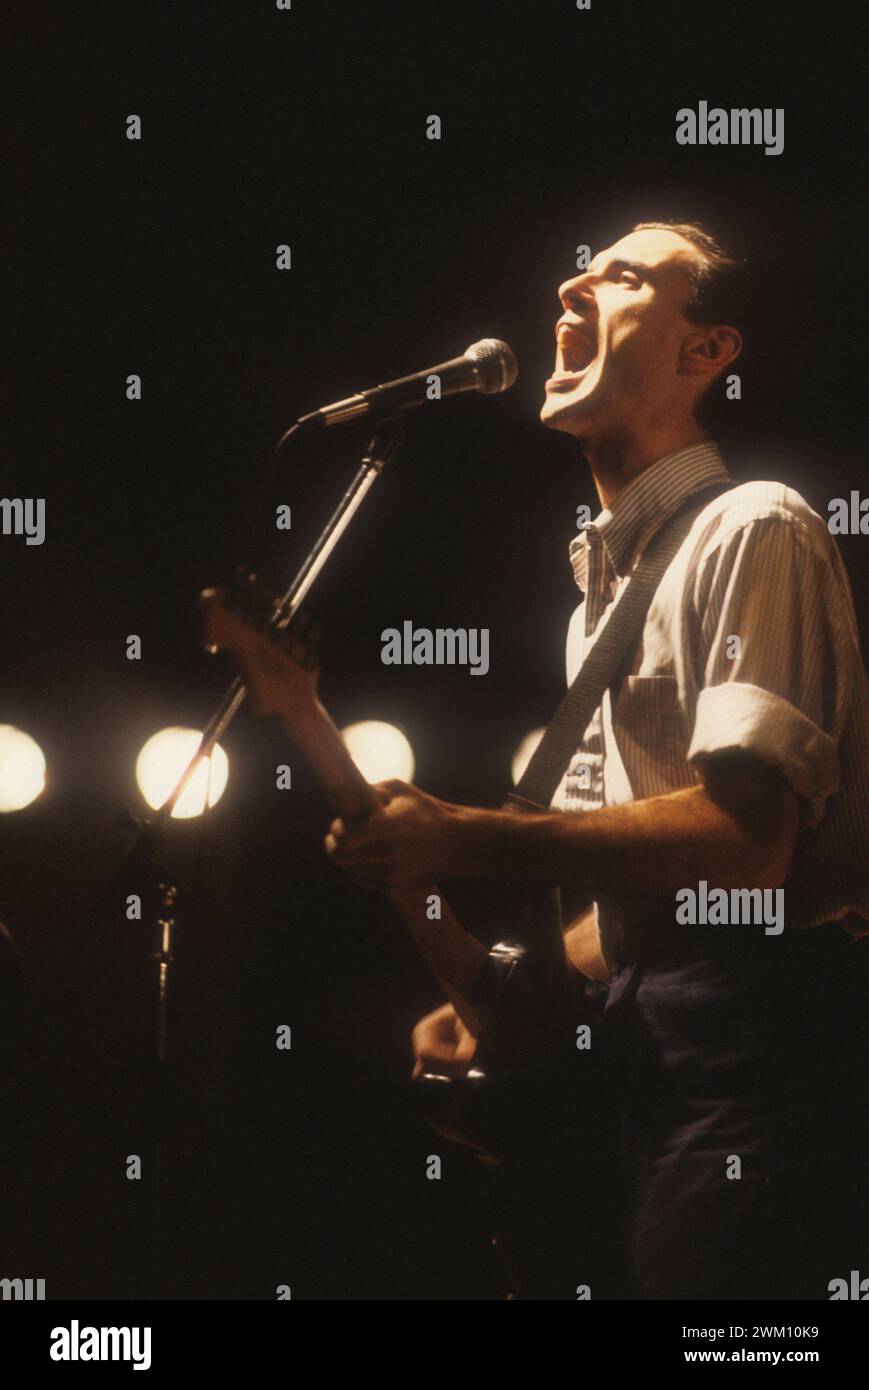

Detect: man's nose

[557,271,598,313]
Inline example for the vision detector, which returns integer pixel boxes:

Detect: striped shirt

[554,440,869,971]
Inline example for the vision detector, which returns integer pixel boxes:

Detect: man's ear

[678,324,742,384]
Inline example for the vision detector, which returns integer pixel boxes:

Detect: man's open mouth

[549,323,598,383]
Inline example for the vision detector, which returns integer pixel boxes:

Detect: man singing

[326,221,869,1299]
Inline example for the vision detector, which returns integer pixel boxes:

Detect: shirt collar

[569,439,732,592]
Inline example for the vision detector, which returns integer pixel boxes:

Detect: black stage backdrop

[1,0,866,1301]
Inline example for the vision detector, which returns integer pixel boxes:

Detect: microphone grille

[464,338,519,395]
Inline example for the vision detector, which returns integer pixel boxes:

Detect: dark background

[1,0,866,1298]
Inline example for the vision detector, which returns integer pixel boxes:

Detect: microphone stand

[105,416,407,1296]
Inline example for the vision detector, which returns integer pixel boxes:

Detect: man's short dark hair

[632,220,750,332]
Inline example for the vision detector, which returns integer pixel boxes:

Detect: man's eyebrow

[594,256,651,277]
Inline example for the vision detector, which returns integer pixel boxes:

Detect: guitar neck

[279,697,488,1034]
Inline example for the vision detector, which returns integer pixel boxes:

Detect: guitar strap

[468,479,735,1017]
[505,479,735,814]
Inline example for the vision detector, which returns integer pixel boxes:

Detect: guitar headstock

[199,570,322,721]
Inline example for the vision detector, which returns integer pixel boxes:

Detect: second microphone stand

[108,416,407,1296]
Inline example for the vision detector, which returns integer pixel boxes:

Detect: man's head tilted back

[541,221,748,455]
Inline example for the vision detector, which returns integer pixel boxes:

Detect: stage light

[135,727,229,818]
[0,725,47,812]
[340,720,415,784]
[511,727,545,784]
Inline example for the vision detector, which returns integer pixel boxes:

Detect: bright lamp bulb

[511,727,545,785]
[340,721,415,784]
[136,727,229,819]
[0,725,47,812]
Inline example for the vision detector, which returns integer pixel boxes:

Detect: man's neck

[580,421,709,509]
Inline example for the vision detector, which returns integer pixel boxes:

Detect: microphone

[295,338,518,432]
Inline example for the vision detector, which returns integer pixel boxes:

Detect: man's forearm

[327,752,799,898]
[450,780,797,897]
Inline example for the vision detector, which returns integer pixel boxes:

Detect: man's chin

[540,390,594,435]
[540,369,610,435]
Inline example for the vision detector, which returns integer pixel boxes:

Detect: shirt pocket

[612,674,691,796]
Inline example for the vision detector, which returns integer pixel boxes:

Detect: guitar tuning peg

[229,564,253,587]
[225,565,280,632]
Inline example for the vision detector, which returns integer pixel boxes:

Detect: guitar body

[199,584,620,1297]
[415,883,622,1298]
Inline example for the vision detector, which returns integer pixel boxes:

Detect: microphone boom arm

[156,415,407,823]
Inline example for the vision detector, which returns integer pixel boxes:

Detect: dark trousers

[603,923,869,1299]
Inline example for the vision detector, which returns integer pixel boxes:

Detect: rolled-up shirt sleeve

[686,510,857,827]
